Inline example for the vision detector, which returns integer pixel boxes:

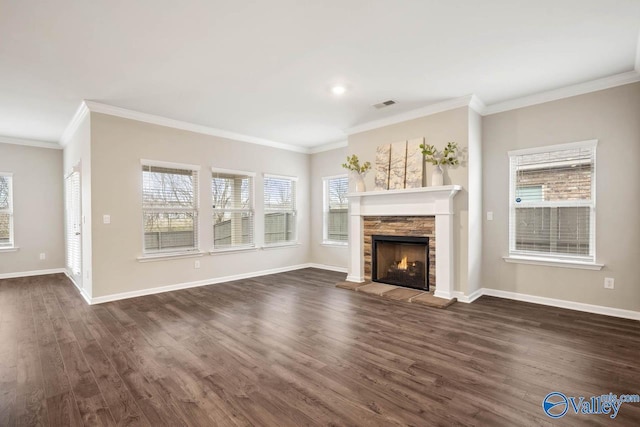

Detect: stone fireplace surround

[365,217,435,288]
[347,186,461,300]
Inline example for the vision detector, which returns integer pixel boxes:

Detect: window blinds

[264,175,297,244]
[65,172,81,274]
[0,174,13,248]
[324,176,348,243]
[509,141,596,261]
[142,164,199,252]
[212,170,254,249]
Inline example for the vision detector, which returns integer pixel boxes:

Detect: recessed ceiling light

[331,85,346,95]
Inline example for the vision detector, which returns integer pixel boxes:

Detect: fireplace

[372,235,429,291]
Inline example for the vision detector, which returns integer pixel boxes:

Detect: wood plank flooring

[1,269,639,426]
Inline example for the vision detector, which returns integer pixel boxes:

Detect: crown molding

[0,135,62,150]
[345,95,475,135]
[59,101,90,147]
[57,67,640,153]
[83,101,309,154]
[468,94,487,115]
[483,70,640,115]
[342,70,640,136]
[308,140,348,154]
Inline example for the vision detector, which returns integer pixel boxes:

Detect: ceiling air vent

[374,100,396,109]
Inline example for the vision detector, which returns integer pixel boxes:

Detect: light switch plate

[103,214,111,224]
[487,211,494,221]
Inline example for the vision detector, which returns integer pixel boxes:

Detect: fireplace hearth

[372,235,429,291]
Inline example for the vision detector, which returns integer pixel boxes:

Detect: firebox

[371,235,429,291]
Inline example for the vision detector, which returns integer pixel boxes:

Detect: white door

[65,171,82,288]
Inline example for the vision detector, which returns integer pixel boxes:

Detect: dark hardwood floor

[1,269,639,426]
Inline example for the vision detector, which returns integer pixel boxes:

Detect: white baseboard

[479,288,640,321]
[307,263,348,273]
[63,269,92,305]
[89,263,316,305]
[0,268,65,280]
[452,287,484,303]
[46,263,640,321]
[345,275,365,283]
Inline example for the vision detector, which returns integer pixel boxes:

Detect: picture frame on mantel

[405,138,423,188]
[374,138,424,190]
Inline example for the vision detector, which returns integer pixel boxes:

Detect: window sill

[0,246,19,253]
[261,242,301,250]
[137,251,205,263]
[503,255,604,270]
[321,241,348,248]
[210,246,258,255]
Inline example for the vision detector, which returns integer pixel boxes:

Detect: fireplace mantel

[347,185,461,299]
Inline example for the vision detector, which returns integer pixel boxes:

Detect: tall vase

[431,165,444,186]
[355,174,366,192]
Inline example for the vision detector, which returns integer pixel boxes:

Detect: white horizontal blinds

[324,176,348,242]
[0,174,13,248]
[212,170,254,249]
[142,164,199,253]
[65,172,82,274]
[510,143,595,261]
[264,175,297,244]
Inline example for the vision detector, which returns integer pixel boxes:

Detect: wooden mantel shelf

[347,185,461,199]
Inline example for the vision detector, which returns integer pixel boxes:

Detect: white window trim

[137,251,205,262]
[140,159,201,171]
[261,242,302,250]
[0,172,15,250]
[140,159,200,257]
[322,174,349,246]
[211,167,256,251]
[263,173,298,246]
[210,246,259,255]
[507,139,599,267]
[507,139,598,156]
[263,173,299,181]
[503,255,603,270]
[211,167,256,177]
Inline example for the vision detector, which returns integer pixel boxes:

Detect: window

[212,168,255,250]
[509,140,596,262]
[142,161,199,254]
[65,171,81,274]
[0,173,13,248]
[322,175,348,244]
[263,174,297,245]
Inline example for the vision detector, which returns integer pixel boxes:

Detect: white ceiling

[1,0,639,148]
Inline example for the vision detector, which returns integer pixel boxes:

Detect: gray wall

[89,112,311,298]
[309,146,348,269]
[0,143,65,275]
[482,82,640,311]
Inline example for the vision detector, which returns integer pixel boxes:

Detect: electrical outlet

[604,277,615,289]
[103,214,111,224]
[39,253,46,260]
[487,211,494,221]
[194,260,201,269]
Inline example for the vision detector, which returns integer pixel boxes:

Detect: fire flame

[397,256,408,270]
